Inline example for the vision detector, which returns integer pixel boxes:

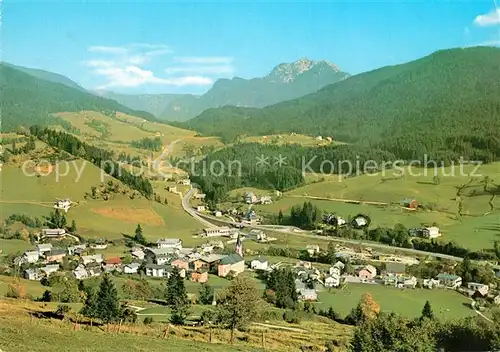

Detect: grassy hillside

[0,64,156,131]
[182,47,500,160]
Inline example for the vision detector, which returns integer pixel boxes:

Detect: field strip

[289,194,389,206]
[252,322,307,333]
[0,200,54,208]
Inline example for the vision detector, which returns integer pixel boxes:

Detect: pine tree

[95,274,122,323]
[134,224,145,244]
[199,283,214,305]
[278,210,284,224]
[165,267,190,324]
[80,287,98,321]
[68,220,77,232]
[421,300,434,320]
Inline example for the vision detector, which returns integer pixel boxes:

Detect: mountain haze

[101,58,349,121]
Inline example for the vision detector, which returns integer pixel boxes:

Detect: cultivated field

[317,283,475,320]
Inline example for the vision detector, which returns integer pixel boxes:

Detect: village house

[67,244,86,256]
[156,238,182,250]
[131,248,145,260]
[244,192,258,204]
[358,265,377,281]
[23,251,39,263]
[40,264,60,276]
[194,193,206,200]
[329,266,341,277]
[250,256,269,271]
[167,186,177,193]
[72,264,88,280]
[352,215,368,228]
[214,210,222,217]
[243,209,260,225]
[306,244,320,256]
[297,261,313,270]
[247,229,267,242]
[400,276,418,289]
[299,288,318,301]
[178,178,191,186]
[24,268,42,281]
[36,243,53,255]
[218,253,245,277]
[192,254,226,272]
[171,258,190,271]
[90,240,108,250]
[423,278,440,289]
[145,264,186,278]
[82,254,104,265]
[196,205,206,212]
[467,282,489,296]
[41,228,66,238]
[124,262,141,274]
[422,227,441,239]
[145,247,176,265]
[201,226,232,237]
[199,243,214,254]
[325,275,340,288]
[437,273,462,289]
[86,262,102,277]
[259,196,272,205]
[45,249,66,263]
[400,198,419,209]
[54,198,72,213]
[191,271,209,283]
[103,258,122,272]
[333,261,345,271]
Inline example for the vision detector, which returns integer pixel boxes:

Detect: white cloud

[88,46,128,55]
[174,56,234,64]
[473,8,500,26]
[95,65,213,89]
[85,43,227,89]
[165,65,234,75]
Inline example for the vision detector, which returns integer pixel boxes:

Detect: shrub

[283,310,301,324]
[143,316,153,325]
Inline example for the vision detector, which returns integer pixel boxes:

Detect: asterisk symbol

[256,154,270,167]
[274,154,287,167]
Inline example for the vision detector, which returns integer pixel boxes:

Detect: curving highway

[181,185,463,262]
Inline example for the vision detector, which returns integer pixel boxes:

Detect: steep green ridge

[2,62,86,91]
[94,90,195,118]
[183,47,500,161]
[0,64,157,131]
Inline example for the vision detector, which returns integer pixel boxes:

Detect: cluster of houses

[244,192,272,205]
[19,233,252,285]
[409,226,442,239]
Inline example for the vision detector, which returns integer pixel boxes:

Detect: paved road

[181,186,464,262]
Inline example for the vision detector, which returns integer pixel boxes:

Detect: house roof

[333,261,345,269]
[252,256,268,263]
[364,265,377,276]
[219,253,244,265]
[156,238,181,245]
[126,263,141,269]
[25,268,40,275]
[437,273,461,280]
[385,262,406,274]
[200,254,226,264]
[37,243,53,250]
[105,257,121,265]
[24,251,39,257]
[147,247,177,256]
[48,249,66,256]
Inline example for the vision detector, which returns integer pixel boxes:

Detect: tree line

[29,126,153,198]
[131,137,162,151]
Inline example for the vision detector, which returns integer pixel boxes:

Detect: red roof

[106,257,121,265]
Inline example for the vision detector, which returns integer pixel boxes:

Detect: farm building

[400,198,419,209]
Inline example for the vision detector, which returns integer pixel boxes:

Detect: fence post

[262,331,265,349]
[163,324,170,339]
[117,319,123,333]
[209,326,213,343]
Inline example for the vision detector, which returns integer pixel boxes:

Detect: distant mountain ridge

[181,47,500,160]
[100,58,349,121]
[2,62,86,91]
[93,90,196,118]
[0,63,156,131]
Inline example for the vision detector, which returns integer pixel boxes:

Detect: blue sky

[3,1,500,94]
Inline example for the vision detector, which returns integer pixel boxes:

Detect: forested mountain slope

[183,47,500,161]
[0,64,156,131]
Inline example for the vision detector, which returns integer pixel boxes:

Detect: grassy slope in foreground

[0,160,202,242]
